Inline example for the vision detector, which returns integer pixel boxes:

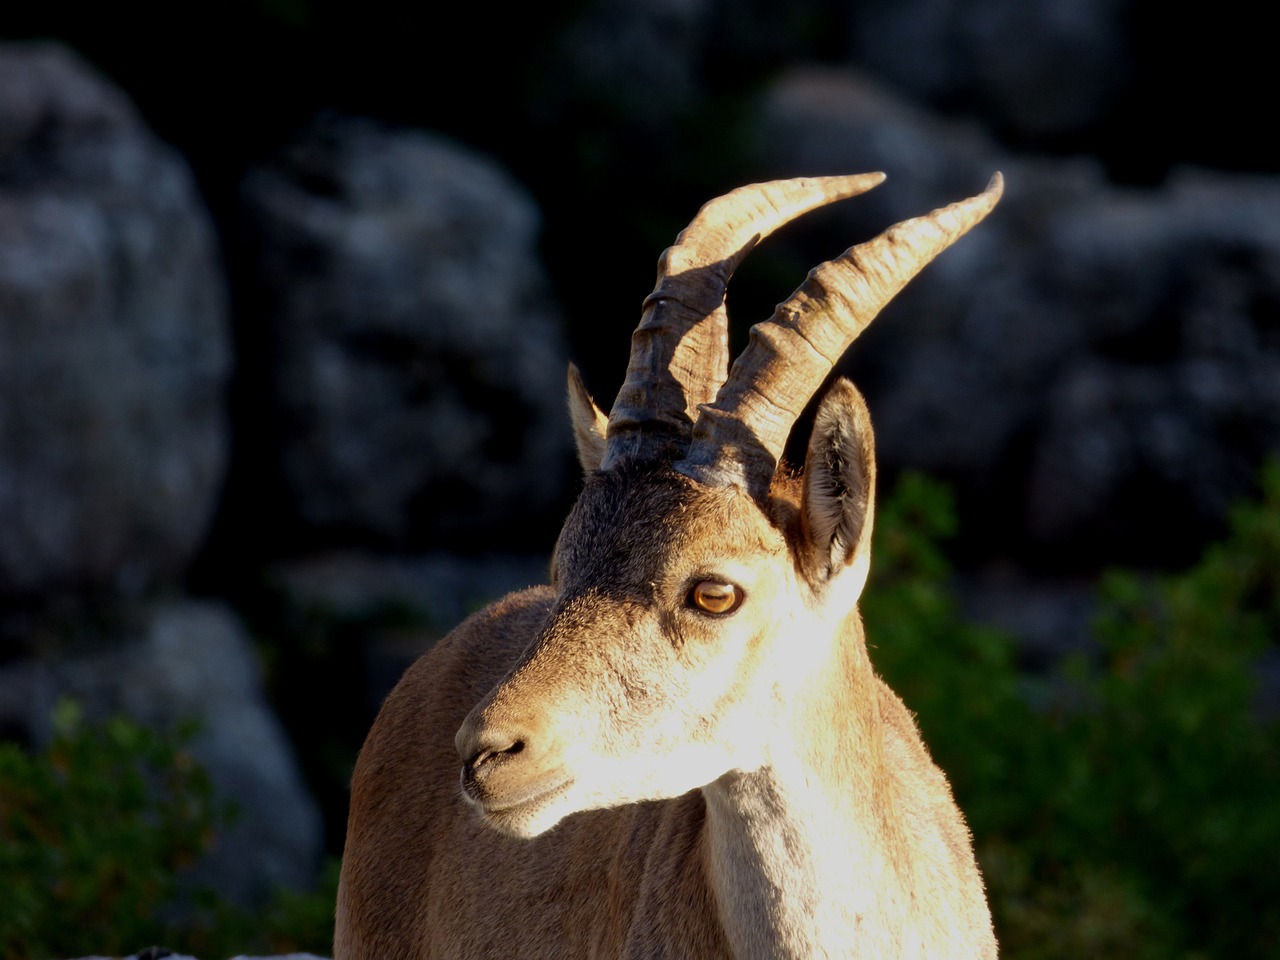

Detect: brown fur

[338,585,994,958]
[336,588,735,959]
[337,413,996,958]
[337,176,1001,958]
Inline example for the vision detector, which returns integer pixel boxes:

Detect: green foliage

[0,703,337,959]
[0,702,220,958]
[184,856,340,957]
[8,467,1279,957]
[863,468,1280,960]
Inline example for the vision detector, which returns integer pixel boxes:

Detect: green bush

[0,702,337,958]
[0,701,221,958]
[863,469,1280,960]
[6,469,1278,958]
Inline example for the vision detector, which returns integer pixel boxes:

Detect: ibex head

[455,173,1002,838]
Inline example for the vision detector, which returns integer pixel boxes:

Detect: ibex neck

[700,621,909,959]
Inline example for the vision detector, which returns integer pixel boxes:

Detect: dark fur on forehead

[556,465,703,575]
[552,460,810,592]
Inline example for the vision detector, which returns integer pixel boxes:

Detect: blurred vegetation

[864,467,1280,960]
[0,701,336,959]
[3,466,1277,957]
[1,5,1277,956]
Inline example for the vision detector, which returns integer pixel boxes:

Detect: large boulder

[752,67,1280,569]
[241,118,571,549]
[1023,170,1280,559]
[846,0,1131,142]
[0,43,232,598]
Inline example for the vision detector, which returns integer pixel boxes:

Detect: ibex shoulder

[338,586,556,959]
[357,585,557,784]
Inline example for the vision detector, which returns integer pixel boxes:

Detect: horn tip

[984,171,1004,201]
[829,170,886,197]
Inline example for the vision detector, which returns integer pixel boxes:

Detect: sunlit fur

[336,380,996,959]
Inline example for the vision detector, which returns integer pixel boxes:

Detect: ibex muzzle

[337,172,1003,959]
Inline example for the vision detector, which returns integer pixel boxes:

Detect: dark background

[4,0,1279,914]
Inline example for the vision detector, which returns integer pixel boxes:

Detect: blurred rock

[269,550,549,712]
[543,0,711,123]
[1021,170,1280,560]
[241,117,570,549]
[847,0,1131,141]
[959,567,1099,670]
[272,550,548,630]
[752,68,1280,568]
[752,69,1092,519]
[0,599,323,907]
[756,66,1004,222]
[0,43,232,598]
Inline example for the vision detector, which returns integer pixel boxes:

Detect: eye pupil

[692,581,740,615]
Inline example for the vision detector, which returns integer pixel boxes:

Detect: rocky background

[1,0,1277,943]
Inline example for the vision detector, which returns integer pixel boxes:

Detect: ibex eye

[689,580,742,615]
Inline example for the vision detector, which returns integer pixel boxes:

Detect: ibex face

[456,463,838,838]
[454,173,1002,841]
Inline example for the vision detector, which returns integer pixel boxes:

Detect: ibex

[336,172,1003,959]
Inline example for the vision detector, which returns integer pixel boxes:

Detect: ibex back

[335,172,1003,959]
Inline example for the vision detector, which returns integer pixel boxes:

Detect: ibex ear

[567,364,609,476]
[800,378,876,597]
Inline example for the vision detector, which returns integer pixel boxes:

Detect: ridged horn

[602,173,888,469]
[677,173,1004,498]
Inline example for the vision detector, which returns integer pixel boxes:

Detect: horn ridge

[678,173,1004,497]
[602,173,889,469]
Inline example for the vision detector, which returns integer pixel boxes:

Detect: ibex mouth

[460,765,576,837]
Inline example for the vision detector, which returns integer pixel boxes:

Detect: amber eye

[689,580,742,615]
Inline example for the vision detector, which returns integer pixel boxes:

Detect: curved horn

[602,173,888,468]
[677,173,1004,498]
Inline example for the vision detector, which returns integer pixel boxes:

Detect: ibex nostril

[460,726,528,774]
[470,740,521,768]
[462,738,531,800]
[482,730,523,755]
[469,739,524,771]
